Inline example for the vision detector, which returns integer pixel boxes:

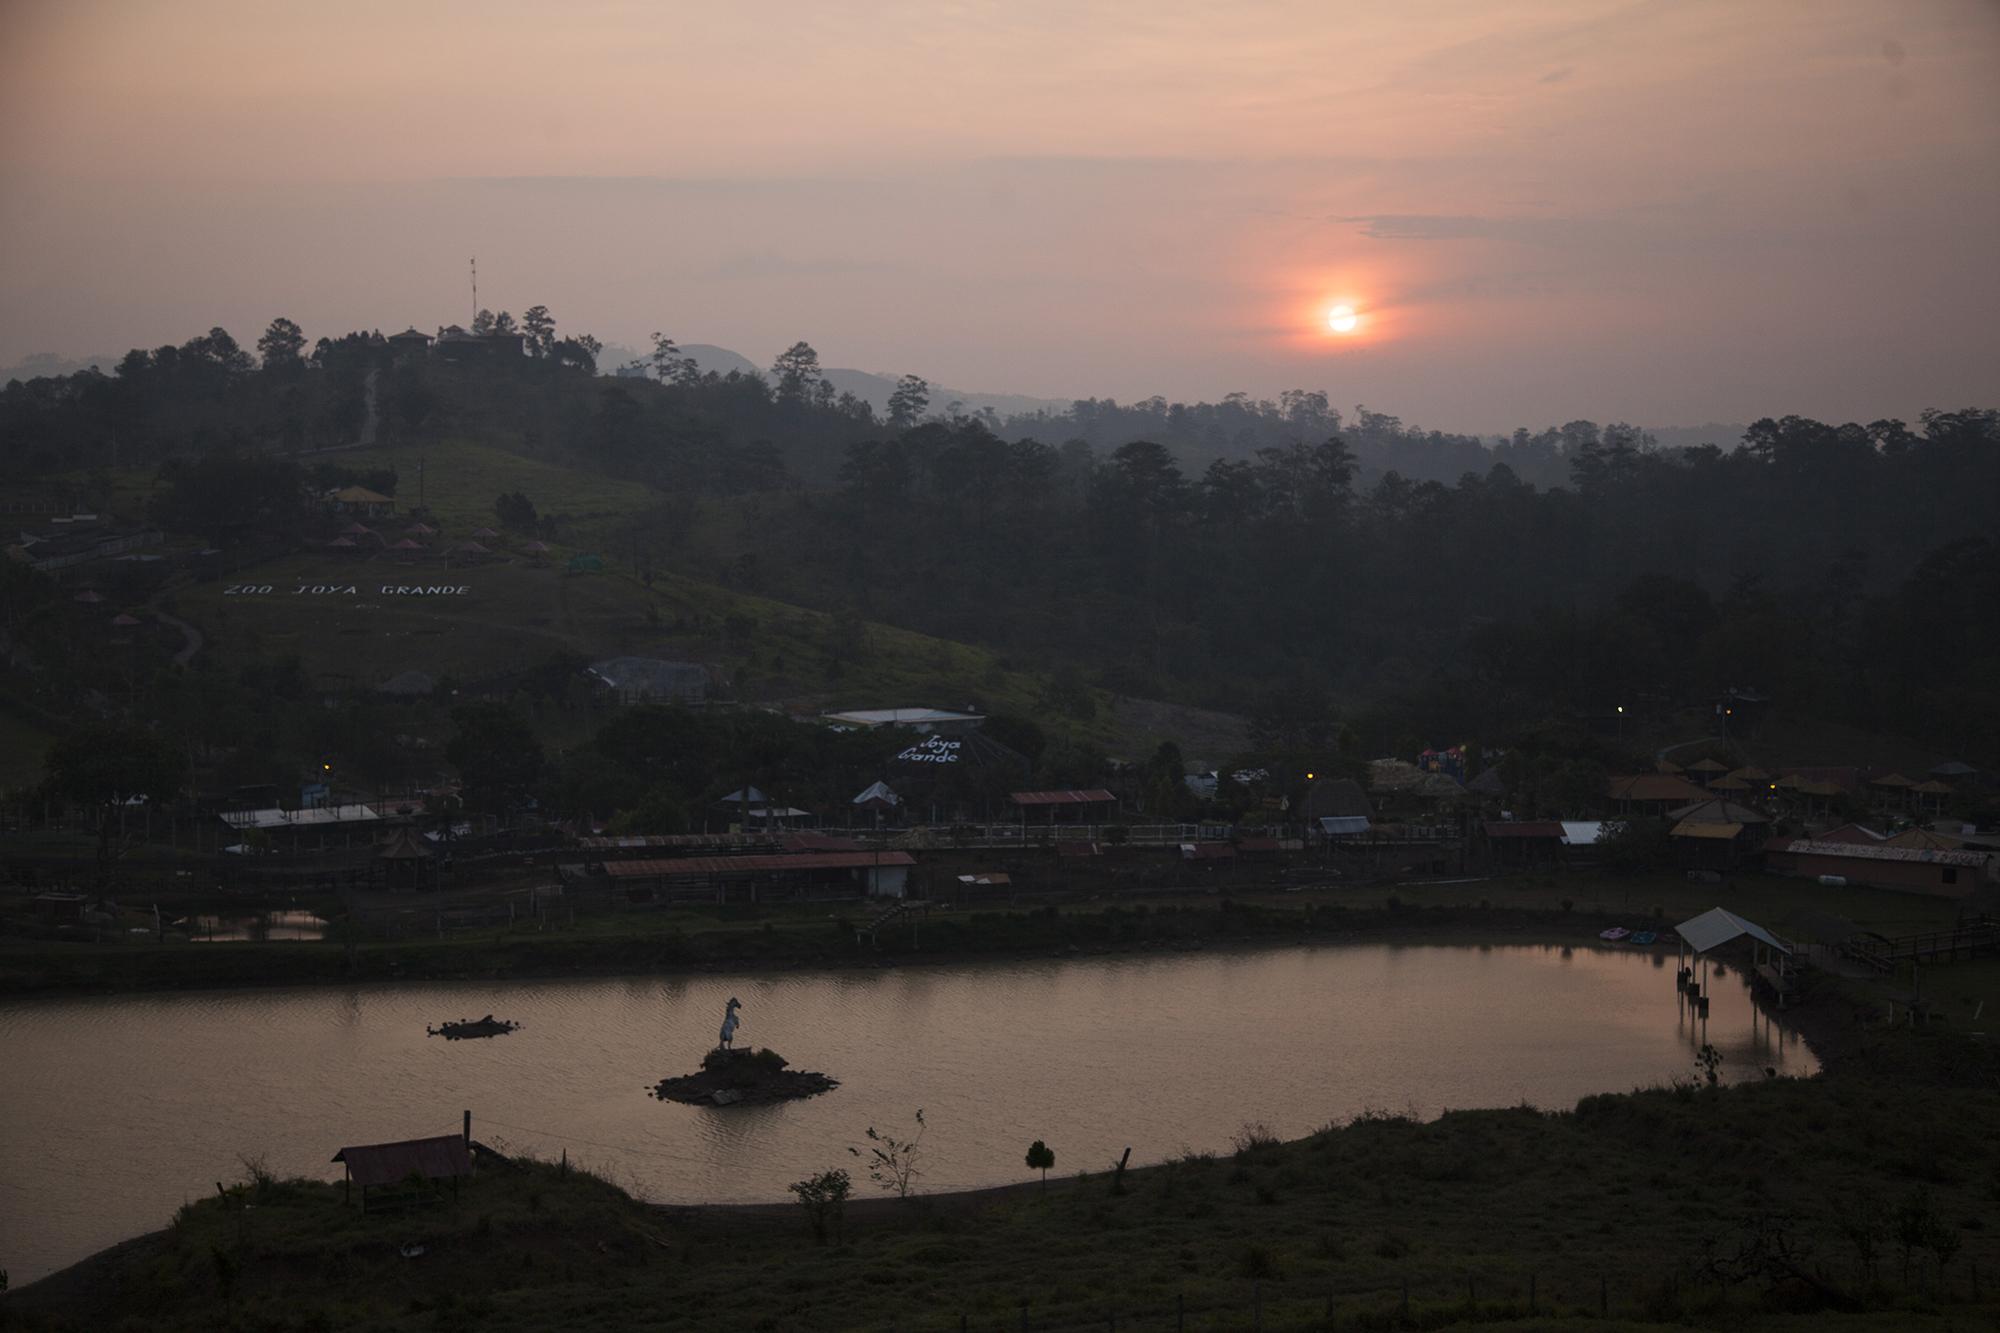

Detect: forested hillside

[5,319,1997,763]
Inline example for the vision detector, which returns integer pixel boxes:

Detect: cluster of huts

[319,491,548,567]
[1487,759,1996,896]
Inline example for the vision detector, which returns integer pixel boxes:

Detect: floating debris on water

[427,1014,520,1040]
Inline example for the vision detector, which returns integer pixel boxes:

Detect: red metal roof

[1484,821,1566,838]
[578,833,779,851]
[783,831,864,852]
[605,851,915,877]
[331,1135,471,1189]
[1010,789,1116,805]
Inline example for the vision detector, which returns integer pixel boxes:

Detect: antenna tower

[470,257,478,324]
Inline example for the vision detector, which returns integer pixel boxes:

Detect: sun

[1326,304,1359,334]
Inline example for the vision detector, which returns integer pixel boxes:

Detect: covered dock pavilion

[1675,906,1795,1011]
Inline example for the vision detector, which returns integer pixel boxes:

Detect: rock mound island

[654,1047,838,1106]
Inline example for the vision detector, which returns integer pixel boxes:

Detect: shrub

[1232,1121,1280,1157]
[851,1109,927,1199]
[788,1168,852,1245]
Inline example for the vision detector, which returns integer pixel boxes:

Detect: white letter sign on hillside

[896,737,961,764]
[222,585,471,597]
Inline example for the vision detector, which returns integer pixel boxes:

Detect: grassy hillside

[105,439,1114,750]
[168,557,1109,738]
[12,1040,1998,1331]
[327,438,657,550]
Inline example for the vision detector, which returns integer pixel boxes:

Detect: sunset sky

[2,0,1996,432]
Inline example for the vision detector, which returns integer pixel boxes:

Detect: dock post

[463,1108,471,1146]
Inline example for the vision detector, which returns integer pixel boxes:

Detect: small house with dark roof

[387,327,433,361]
[1869,773,1915,808]
[1668,818,1753,869]
[326,486,395,519]
[1009,788,1117,825]
[1908,780,1955,816]
[1665,800,1766,868]
[1482,819,1565,868]
[1665,799,1769,827]
[1606,773,1710,814]
[377,824,439,890]
[435,326,527,364]
[332,1134,471,1212]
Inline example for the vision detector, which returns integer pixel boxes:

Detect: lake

[0,940,1812,1283]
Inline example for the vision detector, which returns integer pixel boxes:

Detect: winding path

[149,604,203,668]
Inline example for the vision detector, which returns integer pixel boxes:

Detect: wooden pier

[1841,917,1998,973]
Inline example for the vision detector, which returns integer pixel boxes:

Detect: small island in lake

[427,1014,520,1040]
[653,1045,839,1106]
[654,996,837,1105]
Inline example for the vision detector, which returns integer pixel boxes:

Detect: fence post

[1253,1279,1261,1329]
[1467,1275,1475,1307]
[1600,1274,1608,1317]
[1177,1290,1184,1331]
[1401,1278,1409,1318]
[1529,1272,1536,1314]
[1020,1299,1029,1331]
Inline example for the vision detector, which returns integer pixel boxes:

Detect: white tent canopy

[852,780,901,807]
[1675,906,1791,957]
[1560,821,1609,846]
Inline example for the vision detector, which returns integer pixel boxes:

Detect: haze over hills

[645,343,1749,447]
[0,352,123,382]
[673,344,1074,421]
[0,332,1759,450]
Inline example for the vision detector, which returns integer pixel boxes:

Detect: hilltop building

[823,707,984,735]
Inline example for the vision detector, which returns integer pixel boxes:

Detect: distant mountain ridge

[2,352,122,383]
[6,340,1744,449]
[1643,423,1748,451]
[677,344,1073,420]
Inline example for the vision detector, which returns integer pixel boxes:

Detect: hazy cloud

[0,0,1995,430]
[1340,214,1616,247]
